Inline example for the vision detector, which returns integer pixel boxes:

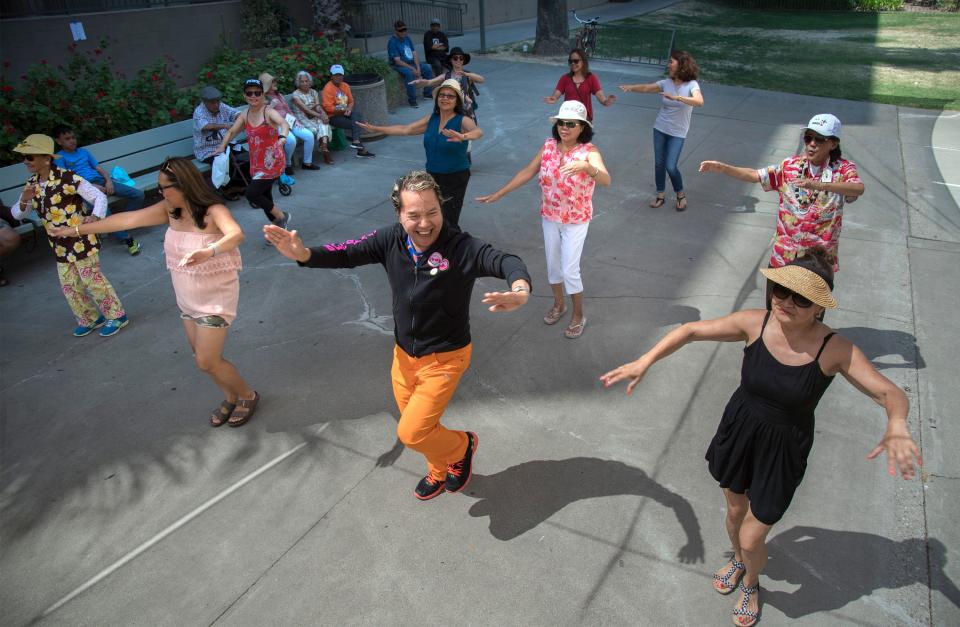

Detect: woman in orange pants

[265,171,531,499]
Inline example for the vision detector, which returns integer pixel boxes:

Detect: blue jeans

[652,128,686,194]
[283,126,316,165]
[89,177,144,242]
[392,63,434,102]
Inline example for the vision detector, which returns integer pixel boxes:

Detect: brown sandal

[210,401,236,427]
[676,193,688,212]
[228,391,260,427]
[650,194,665,208]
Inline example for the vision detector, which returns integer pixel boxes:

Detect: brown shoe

[228,391,260,427]
[323,150,333,165]
[210,400,236,427]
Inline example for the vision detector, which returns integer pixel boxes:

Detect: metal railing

[572,23,675,67]
[347,0,467,39]
[1,0,227,19]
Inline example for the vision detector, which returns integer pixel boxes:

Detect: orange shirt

[321,81,353,116]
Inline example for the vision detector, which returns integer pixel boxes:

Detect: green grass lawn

[607,1,960,110]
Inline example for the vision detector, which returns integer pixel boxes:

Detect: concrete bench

[0,118,206,237]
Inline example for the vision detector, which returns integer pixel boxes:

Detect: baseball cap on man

[330,64,345,76]
[394,20,407,30]
[430,18,441,25]
[805,114,841,138]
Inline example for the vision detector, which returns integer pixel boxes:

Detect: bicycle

[571,10,600,58]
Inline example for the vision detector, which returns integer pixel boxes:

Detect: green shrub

[0,39,195,166]
[197,32,403,108]
[855,0,904,10]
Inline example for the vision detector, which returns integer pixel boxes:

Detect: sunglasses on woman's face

[556,120,580,129]
[22,155,36,162]
[568,58,581,65]
[803,133,828,146]
[437,92,457,100]
[771,283,814,308]
[244,90,263,97]
[451,55,464,61]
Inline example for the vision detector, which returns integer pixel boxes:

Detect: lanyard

[405,235,421,265]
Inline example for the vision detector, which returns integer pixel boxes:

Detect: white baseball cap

[550,100,592,128]
[805,113,841,138]
[330,64,345,76]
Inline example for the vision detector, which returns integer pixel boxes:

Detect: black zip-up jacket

[300,223,532,357]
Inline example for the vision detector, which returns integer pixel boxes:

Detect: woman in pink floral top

[699,114,864,275]
[477,101,610,339]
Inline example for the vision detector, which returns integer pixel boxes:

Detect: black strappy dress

[706,312,836,525]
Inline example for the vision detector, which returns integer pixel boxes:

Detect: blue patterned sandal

[713,557,745,594]
[732,581,760,626]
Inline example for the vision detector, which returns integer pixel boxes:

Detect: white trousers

[542,217,590,295]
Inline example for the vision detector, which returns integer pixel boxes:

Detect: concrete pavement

[2,3,959,625]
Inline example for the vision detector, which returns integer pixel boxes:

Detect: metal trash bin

[345,73,387,141]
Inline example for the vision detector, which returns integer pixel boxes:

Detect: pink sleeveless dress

[164,229,242,323]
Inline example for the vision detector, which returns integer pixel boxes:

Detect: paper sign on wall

[69,22,87,41]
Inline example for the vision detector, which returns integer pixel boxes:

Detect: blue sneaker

[279,173,296,186]
[99,315,129,337]
[73,315,106,337]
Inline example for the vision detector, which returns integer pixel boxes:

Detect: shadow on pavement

[833,327,926,371]
[764,526,960,617]
[463,457,704,562]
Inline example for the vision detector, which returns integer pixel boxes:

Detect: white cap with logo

[330,64,345,76]
[805,113,841,138]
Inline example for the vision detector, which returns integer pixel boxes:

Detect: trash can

[345,73,387,141]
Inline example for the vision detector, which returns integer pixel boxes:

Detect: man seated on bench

[53,125,142,256]
[388,19,434,108]
[193,85,240,164]
[0,202,21,287]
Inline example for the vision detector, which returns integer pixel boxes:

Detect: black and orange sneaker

[445,431,478,493]
[414,475,445,500]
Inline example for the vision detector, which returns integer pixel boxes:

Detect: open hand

[475,192,502,204]
[794,178,822,191]
[481,290,528,313]
[357,121,377,133]
[263,224,309,262]
[866,429,921,480]
[178,246,214,267]
[619,84,634,93]
[603,94,616,106]
[46,225,73,238]
[440,128,466,143]
[543,95,558,104]
[559,160,590,176]
[698,160,724,174]
[599,360,650,395]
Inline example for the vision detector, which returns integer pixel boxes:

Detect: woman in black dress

[600,249,920,626]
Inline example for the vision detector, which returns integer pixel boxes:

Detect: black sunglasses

[451,55,465,61]
[568,58,582,64]
[771,283,813,308]
[158,182,179,192]
[22,154,37,162]
[803,133,829,146]
[397,27,407,32]
[244,90,263,97]
[556,120,580,128]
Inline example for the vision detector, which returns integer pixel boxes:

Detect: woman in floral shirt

[699,114,864,275]
[11,134,129,337]
[477,101,610,339]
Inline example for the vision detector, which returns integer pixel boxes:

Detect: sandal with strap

[210,401,236,427]
[563,317,587,339]
[731,581,761,627]
[543,305,567,325]
[676,193,688,212]
[228,391,260,427]
[713,557,745,594]
[650,194,666,208]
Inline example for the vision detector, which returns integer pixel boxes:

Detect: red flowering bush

[0,39,196,165]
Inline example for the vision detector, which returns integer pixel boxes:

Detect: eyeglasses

[803,133,828,146]
[568,58,582,65]
[437,93,457,100]
[397,28,407,32]
[158,182,179,192]
[770,283,813,308]
[244,90,263,97]
[22,155,37,162]
[451,55,464,61]
[556,120,580,129]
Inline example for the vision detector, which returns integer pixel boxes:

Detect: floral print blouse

[758,156,862,273]
[538,138,597,224]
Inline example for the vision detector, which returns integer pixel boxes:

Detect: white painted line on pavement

[41,424,329,618]
[934,181,960,188]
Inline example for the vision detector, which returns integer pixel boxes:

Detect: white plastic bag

[211,146,230,189]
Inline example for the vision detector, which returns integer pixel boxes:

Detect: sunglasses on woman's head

[556,120,580,128]
[771,283,814,308]
[803,133,828,146]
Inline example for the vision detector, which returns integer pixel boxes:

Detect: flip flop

[564,317,587,339]
[650,195,666,208]
[543,305,567,325]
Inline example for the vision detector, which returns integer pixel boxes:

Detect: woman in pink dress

[215,78,291,228]
[49,158,260,427]
[477,101,610,339]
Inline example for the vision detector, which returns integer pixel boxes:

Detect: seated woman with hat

[600,248,920,627]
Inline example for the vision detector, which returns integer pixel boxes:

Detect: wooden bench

[0,117,206,237]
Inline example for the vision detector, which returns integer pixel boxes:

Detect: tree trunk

[311,0,349,39]
[533,0,569,55]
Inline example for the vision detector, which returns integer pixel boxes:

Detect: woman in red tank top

[215,78,291,228]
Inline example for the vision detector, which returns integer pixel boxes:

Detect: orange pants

[391,343,472,481]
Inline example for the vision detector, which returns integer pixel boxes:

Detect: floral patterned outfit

[12,165,126,325]
[758,156,861,273]
[291,89,332,141]
[538,138,597,294]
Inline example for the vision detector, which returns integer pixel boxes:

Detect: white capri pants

[542,217,590,295]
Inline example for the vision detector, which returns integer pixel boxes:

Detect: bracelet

[589,166,599,178]
[75,225,81,237]
[512,286,530,293]
[207,242,218,257]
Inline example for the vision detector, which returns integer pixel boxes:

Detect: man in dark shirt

[423,18,449,78]
[264,171,531,502]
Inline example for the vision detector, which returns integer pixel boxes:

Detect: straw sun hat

[434,78,464,106]
[760,257,838,309]
[13,134,57,158]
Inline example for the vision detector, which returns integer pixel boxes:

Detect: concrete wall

[0,1,244,89]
